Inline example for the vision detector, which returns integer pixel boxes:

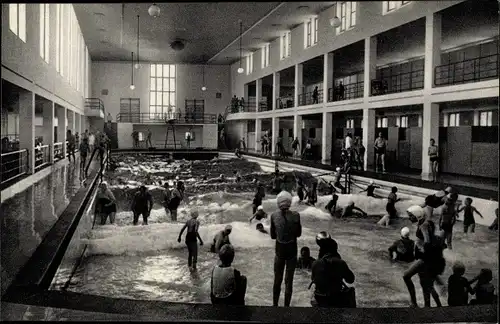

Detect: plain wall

[91,62,230,120]
[202,124,218,149]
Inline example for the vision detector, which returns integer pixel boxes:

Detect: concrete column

[294,64,303,107]
[323,53,334,103]
[321,112,333,164]
[256,78,263,112]
[67,110,75,133]
[255,118,262,153]
[421,102,440,180]
[473,110,479,126]
[81,116,86,134]
[362,108,376,170]
[424,13,442,93]
[240,121,248,149]
[18,91,35,174]
[293,114,303,146]
[363,36,377,99]
[42,101,55,164]
[271,117,279,155]
[56,106,67,157]
[272,72,280,110]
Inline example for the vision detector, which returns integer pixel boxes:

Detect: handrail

[435,53,499,86]
[298,89,324,106]
[54,142,64,161]
[116,112,218,124]
[371,69,424,96]
[35,145,50,171]
[0,148,28,185]
[328,81,364,102]
[277,96,295,109]
[85,98,105,114]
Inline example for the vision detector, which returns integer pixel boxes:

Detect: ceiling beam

[207,2,286,64]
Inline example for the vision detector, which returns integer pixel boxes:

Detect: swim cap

[220,174,224,178]
[316,231,331,241]
[277,191,293,210]
[224,225,232,232]
[336,167,341,172]
[407,205,424,220]
[445,186,453,193]
[176,176,180,180]
[100,181,108,187]
[400,227,410,238]
[257,205,264,211]
[435,190,446,198]
[369,180,374,185]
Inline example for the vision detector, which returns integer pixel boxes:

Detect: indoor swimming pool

[50,155,498,308]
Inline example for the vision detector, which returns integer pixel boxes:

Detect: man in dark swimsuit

[178,210,204,270]
[374,132,387,173]
[211,225,232,253]
[252,183,265,214]
[131,185,153,225]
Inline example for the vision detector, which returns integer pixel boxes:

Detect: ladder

[164,119,177,150]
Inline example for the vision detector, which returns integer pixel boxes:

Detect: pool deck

[1,151,497,323]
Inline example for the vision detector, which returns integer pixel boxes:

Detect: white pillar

[294,64,303,107]
[293,114,303,146]
[255,118,262,153]
[19,91,35,174]
[271,117,279,155]
[321,112,333,164]
[424,13,442,93]
[362,108,376,170]
[421,102,440,180]
[256,78,263,112]
[323,53,334,103]
[56,106,67,157]
[240,121,248,149]
[67,110,75,133]
[364,36,377,99]
[42,101,55,164]
[272,72,280,110]
[473,110,479,126]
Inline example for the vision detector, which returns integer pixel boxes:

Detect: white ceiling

[74,2,335,65]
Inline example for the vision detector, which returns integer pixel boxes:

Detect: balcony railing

[371,69,424,96]
[259,100,272,112]
[277,96,295,109]
[328,82,364,102]
[1,149,28,184]
[54,142,64,161]
[298,89,323,106]
[116,112,217,124]
[435,54,499,87]
[85,98,105,114]
[35,145,50,171]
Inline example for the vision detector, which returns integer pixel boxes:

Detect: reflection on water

[0,158,100,296]
[59,157,498,308]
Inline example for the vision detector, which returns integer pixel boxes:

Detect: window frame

[383,1,411,15]
[39,4,50,63]
[246,52,254,75]
[376,117,388,128]
[280,31,291,59]
[149,64,177,117]
[447,113,460,127]
[336,2,357,34]
[261,43,270,68]
[9,4,26,42]
[479,111,493,127]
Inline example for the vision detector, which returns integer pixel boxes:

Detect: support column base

[321,159,331,165]
[421,172,433,181]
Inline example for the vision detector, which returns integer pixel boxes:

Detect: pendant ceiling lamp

[130,52,135,90]
[148,3,160,17]
[135,15,141,69]
[237,20,244,74]
[201,58,207,91]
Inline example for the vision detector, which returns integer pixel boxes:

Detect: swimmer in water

[295,176,305,203]
[325,190,339,217]
[249,205,268,223]
[333,167,345,194]
[297,246,315,270]
[341,201,367,219]
[177,210,204,270]
[388,227,415,263]
[304,182,318,206]
[361,180,380,198]
[233,170,241,183]
[94,181,117,225]
[252,183,265,214]
[131,185,153,225]
[256,223,268,234]
[211,225,232,253]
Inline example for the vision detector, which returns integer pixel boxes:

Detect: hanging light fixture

[135,15,141,69]
[330,16,341,28]
[237,20,244,74]
[148,3,160,17]
[130,52,135,90]
[201,64,207,91]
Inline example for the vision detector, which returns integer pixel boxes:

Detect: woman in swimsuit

[374,133,387,173]
[428,138,439,183]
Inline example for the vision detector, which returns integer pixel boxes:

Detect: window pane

[170,65,175,77]
[170,79,175,92]
[150,64,156,77]
[19,4,26,41]
[163,64,169,78]
[156,64,162,77]
[163,93,169,108]
[162,78,169,91]
[169,94,176,106]
[156,92,162,106]
[9,4,18,35]
[157,78,162,92]
[40,5,44,58]
[150,78,156,91]
[150,92,156,106]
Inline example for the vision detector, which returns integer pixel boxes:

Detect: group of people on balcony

[230,95,246,113]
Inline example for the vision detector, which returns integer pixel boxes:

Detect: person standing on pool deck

[374,132,387,173]
[168,181,185,222]
[131,185,154,225]
[270,190,302,307]
[95,182,117,225]
[428,139,439,183]
[178,210,203,270]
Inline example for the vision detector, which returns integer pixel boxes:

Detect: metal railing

[328,82,364,102]
[0,149,28,184]
[259,100,272,112]
[298,89,323,106]
[54,142,64,161]
[276,96,295,109]
[85,98,105,114]
[116,112,217,124]
[435,54,499,86]
[371,69,424,96]
[34,145,50,171]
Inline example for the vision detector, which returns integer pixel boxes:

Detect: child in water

[297,247,315,270]
[447,261,473,306]
[177,210,204,271]
[249,205,267,223]
[457,197,483,234]
[439,195,457,249]
[325,190,339,217]
[341,201,367,219]
[469,268,497,305]
[388,227,415,263]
